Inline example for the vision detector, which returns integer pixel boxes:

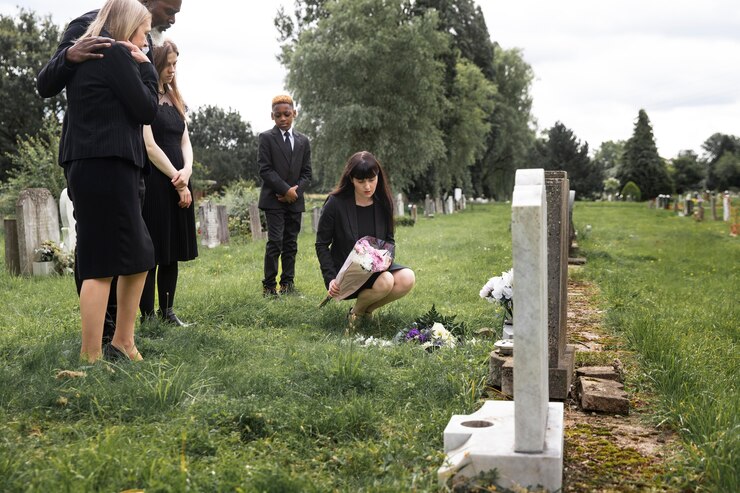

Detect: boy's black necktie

[283,132,292,155]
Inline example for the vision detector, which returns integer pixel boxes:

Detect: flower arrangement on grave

[34,240,74,274]
[480,268,514,322]
[392,305,466,350]
[34,241,55,262]
[319,236,394,307]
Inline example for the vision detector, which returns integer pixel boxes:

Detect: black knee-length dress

[141,102,198,265]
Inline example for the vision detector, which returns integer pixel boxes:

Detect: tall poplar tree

[618,109,672,199]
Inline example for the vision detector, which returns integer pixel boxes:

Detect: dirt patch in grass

[563,279,682,492]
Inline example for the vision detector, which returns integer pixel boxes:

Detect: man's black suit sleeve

[36,14,91,98]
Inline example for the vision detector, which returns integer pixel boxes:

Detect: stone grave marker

[248,202,265,240]
[410,204,417,223]
[59,188,76,253]
[445,195,454,214]
[545,171,576,400]
[424,195,435,217]
[4,219,21,276]
[396,193,404,216]
[439,169,563,491]
[723,192,731,221]
[311,206,321,233]
[435,197,444,216]
[16,188,60,276]
[199,201,221,248]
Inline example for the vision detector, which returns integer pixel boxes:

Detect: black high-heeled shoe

[158,307,193,327]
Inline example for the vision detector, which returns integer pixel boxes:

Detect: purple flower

[418,330,430,343]
[406,328,420,340]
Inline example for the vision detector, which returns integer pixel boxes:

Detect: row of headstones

[421,189,468,217]
[4,188,73,277]
[654,191,733,222]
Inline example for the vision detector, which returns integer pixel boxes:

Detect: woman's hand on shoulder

[117,40,150,64]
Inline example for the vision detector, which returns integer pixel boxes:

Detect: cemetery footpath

[0,186,736,491]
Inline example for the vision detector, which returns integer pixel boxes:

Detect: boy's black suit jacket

[314,194,394,288]
[257,126,312,212]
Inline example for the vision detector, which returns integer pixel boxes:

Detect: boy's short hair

[272,94,294,107]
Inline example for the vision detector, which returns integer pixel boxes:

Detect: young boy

[257,95,312,296]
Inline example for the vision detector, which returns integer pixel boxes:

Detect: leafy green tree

[283,0,448,192]
[470,46,535,200]
[669,150,704,193]
[713,151,740,191]
[593,140,625,179]
[618,109,672,200]
[701,133,740,190]
[187,105,258,189]
[0,9,65,180]
[530,122,602,199]
[0,117,63,216]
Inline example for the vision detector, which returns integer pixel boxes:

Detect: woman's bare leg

[80,277,113,362]
[365,269,415,313]
[111,271,148,360]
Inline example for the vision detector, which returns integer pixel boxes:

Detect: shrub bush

[621,181,642,201]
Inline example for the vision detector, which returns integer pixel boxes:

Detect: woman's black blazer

[60,41,158,168]
[315,193,394,288]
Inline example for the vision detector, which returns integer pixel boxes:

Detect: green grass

[576,202,739,492]
[0,201,737,492]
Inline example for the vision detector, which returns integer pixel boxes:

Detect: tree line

[1,3,738,214]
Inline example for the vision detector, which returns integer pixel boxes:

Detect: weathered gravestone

[59,188,76,253]
[198,201,229,248]
[445,195,455,215]
[424,194,435,217]
[410,204,417,223]
[4,219,21,276]
[544,171,576,400]
[435,198,444,216]
[723,192,731,221]
[16,188,60,276]
[396,193,405,217]
[248,202,265,241]
[311,206,321,233]
[439,169,564,491]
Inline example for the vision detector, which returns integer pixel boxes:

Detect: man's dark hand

[65,36,114,64]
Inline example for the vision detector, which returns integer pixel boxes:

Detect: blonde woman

[61,0,158,362]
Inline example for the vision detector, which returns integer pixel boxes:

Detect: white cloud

[4,0,740,158]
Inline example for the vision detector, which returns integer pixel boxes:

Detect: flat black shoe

[263,286,278,298]
[103,343,126,361]
[158,308,193,327]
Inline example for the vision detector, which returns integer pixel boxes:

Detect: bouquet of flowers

[34,240,74,274]
[319,236,394,307]
[392,305,466,350]
[34,242,56,262]
[480,268,514,320]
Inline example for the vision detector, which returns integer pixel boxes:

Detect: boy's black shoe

[263,286,278,298]
[279,282,296,295]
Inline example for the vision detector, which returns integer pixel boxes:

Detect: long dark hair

[153,40,186,119]
[329,151,394,233]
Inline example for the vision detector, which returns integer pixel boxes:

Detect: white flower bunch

[422,322,456,349]
[480,268,514,319]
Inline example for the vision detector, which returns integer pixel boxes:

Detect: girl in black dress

[140,39,198,326]
[316,151,415,326]
[63,0,157,362]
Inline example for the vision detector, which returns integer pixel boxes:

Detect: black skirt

[66,157,155,279]
[345,262,407,300]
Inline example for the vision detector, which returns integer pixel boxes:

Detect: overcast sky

[3,0,739,159]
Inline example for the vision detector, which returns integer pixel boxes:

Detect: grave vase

[502,319,514,340]
[32,261,55,277]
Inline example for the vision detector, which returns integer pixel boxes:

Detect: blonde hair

[82,0,151,42]
[154,40,186,119]
[271,94,294,108]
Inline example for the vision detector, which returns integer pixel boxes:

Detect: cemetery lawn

[0,201,737,492]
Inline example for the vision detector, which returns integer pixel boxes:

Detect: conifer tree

[618,109,672,199]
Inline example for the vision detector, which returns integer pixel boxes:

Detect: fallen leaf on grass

[55,370,86,380]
